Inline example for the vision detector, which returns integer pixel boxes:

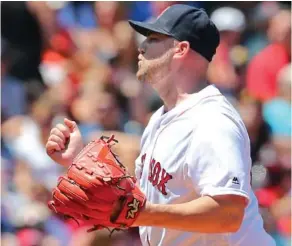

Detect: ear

[173,41,190,60]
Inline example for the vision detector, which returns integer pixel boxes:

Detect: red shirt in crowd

[247,43,290,102]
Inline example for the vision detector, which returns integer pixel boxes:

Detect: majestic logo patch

[126,198,140,219]
[232,177,240,185]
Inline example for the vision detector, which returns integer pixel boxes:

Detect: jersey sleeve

[185,111,251,201]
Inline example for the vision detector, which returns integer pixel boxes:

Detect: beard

[136,63,148,83]
[136,51,173,84]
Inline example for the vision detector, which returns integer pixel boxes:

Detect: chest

[138,119,195,201]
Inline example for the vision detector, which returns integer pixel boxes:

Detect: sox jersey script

[135,85,275,246]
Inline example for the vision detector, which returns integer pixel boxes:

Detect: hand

[46,118,84,166]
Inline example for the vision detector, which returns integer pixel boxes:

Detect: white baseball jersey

[135,85,275,246]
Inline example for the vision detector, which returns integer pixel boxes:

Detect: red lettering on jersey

[142,154,173,196]
[140,153,147,177]
[148,158,156,182]
[141,154,146,164]
[157,168,173,195]
[152,162,161,186]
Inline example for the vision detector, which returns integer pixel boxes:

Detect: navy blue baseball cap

[129,4,220,62]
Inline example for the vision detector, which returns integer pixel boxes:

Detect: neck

[154,73,207,112]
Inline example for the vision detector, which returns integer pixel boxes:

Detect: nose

[138,40,146,54]
[138,46,145,55]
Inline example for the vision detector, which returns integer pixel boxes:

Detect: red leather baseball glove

[48,135,146,232]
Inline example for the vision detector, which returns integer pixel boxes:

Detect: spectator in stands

[1,88,64,189]
[208,7,246,95]
[263,63,291,137]
[244,1,280,61]
[71,83,143,143]
[1,1,57,85]
[237,91,271,163]
[56,2,96,30]
[247,9,291,102]
[1,45,27,118]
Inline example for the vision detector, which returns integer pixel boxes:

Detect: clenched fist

[46,118,84,166]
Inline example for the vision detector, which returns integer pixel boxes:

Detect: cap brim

[128,20,170,37]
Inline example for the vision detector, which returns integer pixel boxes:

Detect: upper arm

[210,194,247,230]
[212,194,248,210]
[186,111,251,204]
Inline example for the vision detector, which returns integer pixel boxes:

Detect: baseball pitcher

[46,4,276,246]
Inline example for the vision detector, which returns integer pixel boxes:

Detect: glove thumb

[64,118,78,133]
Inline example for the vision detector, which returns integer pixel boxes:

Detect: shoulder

[185,98,250,171]
[189,95,247,141]
[190,90,242,123]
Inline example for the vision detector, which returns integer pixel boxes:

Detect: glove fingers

[49,200,116,229]
[49,199,118,229]
[57,177,90,203]
[66,169,125,204]
[52,188,97,219]
[48,200,83,220]
[67,165,104,190]
[84,200,113,212]
[55,185,113,213]
[53,188,87,211]
[52,188,111,220]
[68,167,122,199]
[57,177,115,212]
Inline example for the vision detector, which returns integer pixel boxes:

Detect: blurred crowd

[1,1,291,246]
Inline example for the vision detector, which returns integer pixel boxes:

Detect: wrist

[133,201,153,227]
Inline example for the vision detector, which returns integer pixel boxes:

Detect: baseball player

[46,5,276,246]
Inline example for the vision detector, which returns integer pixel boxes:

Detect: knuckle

[46,141,54,149]
[50,128,57,134]
[58,131,66,138]
[56,124,66,131]
[50,135,60,143]
[54,129,64,137]
[54,135,62,142]
[59,127,69,135]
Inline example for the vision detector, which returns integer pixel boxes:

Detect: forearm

[134,195,245,233]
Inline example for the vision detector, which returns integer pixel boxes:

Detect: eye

[148,37,159,42]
